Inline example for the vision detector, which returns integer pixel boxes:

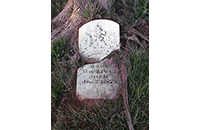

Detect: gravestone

[79,19,120,63]
[76,58,120,101]
[76,19,120,101]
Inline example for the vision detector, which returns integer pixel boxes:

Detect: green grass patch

[51,38,73,107]
[126,0,149,24]
[127,47,149,129]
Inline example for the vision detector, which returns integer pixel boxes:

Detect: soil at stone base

[51,20,149,128]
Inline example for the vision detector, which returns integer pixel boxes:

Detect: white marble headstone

[79,19,120,62]
[76,59,120,101]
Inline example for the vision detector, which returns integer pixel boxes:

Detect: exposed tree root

[122,25,149,48]
[51,0,86,44]
[51,14,82,43]
[120,55,134,130]
[123,33,144,48]
[51,0,73,31]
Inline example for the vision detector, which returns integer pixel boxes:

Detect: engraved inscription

[76,59,120,100]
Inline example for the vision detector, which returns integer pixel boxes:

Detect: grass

[51,42,149,129]
[127,47,149,129]
[51,38,74,107]
[51,0,149,129]
[126,0,149,21]
[77,1,102,20]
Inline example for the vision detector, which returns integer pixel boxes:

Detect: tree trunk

[51,0,116,48]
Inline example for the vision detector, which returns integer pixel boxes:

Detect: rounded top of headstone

[79,19,120,63]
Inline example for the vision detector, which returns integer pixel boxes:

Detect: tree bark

[51,0,73,31]
[51,0,115,43]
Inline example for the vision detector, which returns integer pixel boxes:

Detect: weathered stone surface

[76,58,120,101]
[79,19,120,63]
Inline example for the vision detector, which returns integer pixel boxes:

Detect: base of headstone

[76,58,120,101]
